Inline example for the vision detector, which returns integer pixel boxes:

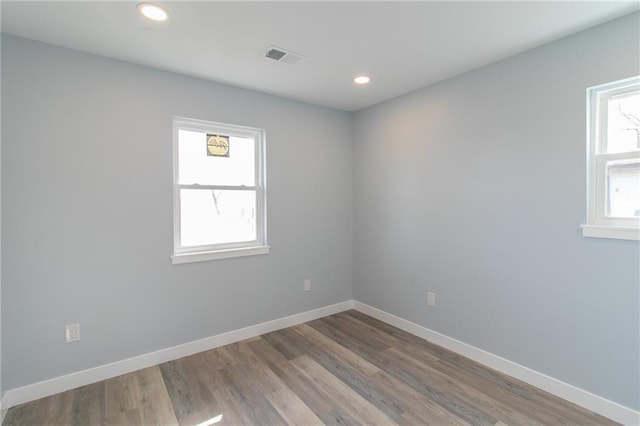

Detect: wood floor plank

[201,343,238,371]
[104,366,177,426]
[193,348,255,426]
[160,352,227,426]
[217,364,286,425]
[4,310,618,426]
[306,318,387,361]
[202,371,253,425]
[309,315,529,426]
[334,311,441,364]
[4,381,104,426]
[263,387,324,425]
[214,342,301,425]
[344,310,551,404]
[318,408,362,425]
[309,317,494,424]
[292,354,397,425]
[260,327,313,361]
[37,392,74,426]
[332,312,551,423]
[383,347,545,425]
[251,334,369,425]
[223,341,312,403]
[293,323,469,425]
[68,381,105,425]
[337,314,570,425]
[246,336,341,417]
[342,310,615,425]
[346,310,488,367]
[287,325,406,422]
[4,393,64,426]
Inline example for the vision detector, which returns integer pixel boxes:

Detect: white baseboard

[2,299,638,426]
[1,300,354,411]
[352,301,640,426]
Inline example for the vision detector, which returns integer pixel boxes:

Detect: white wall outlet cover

[427,292,436,307]
[304,279,311,291]
[65,323,80,343]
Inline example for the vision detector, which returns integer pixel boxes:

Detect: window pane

[607,158,640,218]
[178,129,255,186]
[180,189,257,247]
[606,91,640,154]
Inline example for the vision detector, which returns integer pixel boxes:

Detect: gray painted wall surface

[353,13,640,410]
[1,35,353,390]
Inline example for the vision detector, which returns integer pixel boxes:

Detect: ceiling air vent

[264,46,304,65]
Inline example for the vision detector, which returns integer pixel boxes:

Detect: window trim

[171,117,269,263]
[582,76,640,241]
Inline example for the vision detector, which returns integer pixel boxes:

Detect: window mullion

[178,184,257,191]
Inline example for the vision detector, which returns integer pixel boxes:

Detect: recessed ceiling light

[137,3,168,22]
[353,75,371,85]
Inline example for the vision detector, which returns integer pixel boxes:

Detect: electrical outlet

[65,323,80,343]
[304,279,311,292]
[427,292,436,307]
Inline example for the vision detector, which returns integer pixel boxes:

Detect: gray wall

[1,35,353,390]
[353,12,640,410]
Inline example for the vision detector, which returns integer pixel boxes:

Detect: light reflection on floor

[193,414,223,426]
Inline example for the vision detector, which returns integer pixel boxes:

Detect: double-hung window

[583,76,640,241]
[172,117,268,263]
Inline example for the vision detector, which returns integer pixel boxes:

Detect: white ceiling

[1,1,638,111]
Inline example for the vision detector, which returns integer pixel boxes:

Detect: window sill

[171,245,270,264]
[581,225,640,241]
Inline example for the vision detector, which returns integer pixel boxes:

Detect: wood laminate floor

[4,310,616,425]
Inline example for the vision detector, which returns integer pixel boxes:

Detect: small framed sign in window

[206,134,230,157]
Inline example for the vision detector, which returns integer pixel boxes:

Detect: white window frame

[171,117,269,264]
[582,76,640,241]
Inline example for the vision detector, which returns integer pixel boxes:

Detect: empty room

[1,1,639,425]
